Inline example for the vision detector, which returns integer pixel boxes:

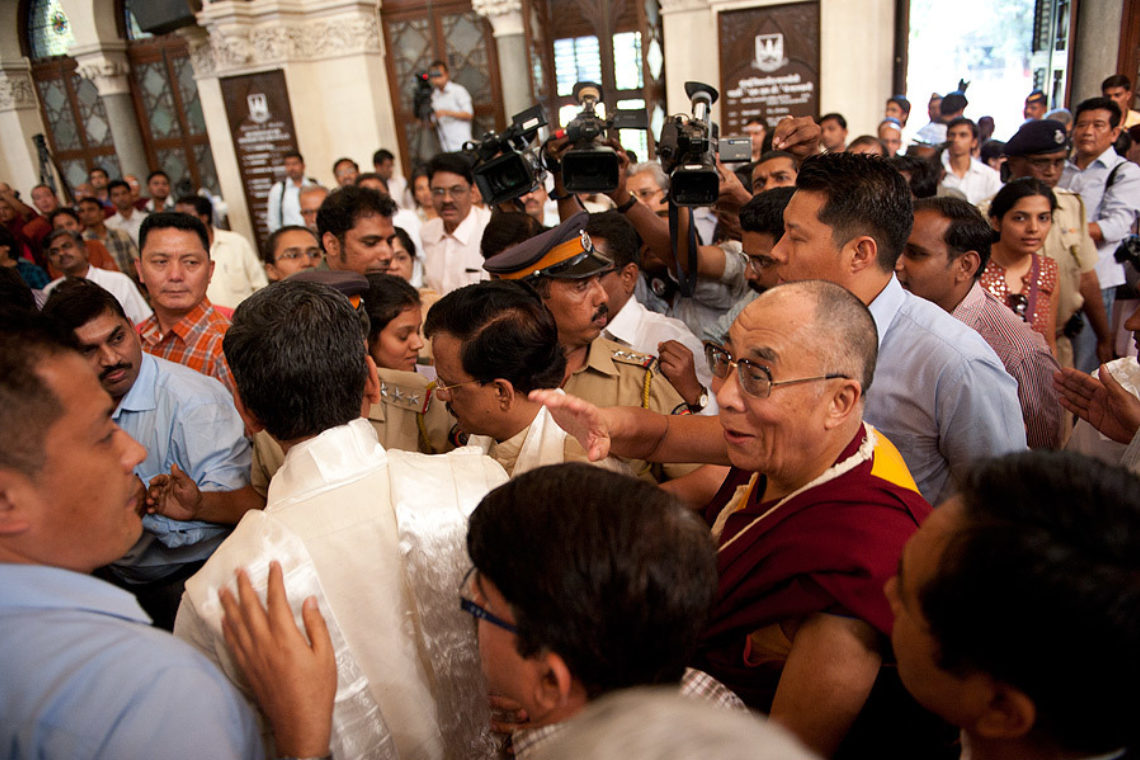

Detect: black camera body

[1115,235,1140,270]
[561,82,648,193]
[466,104,549,206]
[656,82,720,206]
[412,72,434,121]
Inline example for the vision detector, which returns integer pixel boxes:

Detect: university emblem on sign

[753,33,788,72]
[247,93,270,124]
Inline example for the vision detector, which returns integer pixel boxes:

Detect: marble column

[472,0,532,120]
[72,43,150,180]
[0,58,46,189]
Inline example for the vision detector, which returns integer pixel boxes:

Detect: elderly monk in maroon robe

[533,280,949,758]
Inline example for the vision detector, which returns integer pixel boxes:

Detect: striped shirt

[86,228,139,280]
[952,282,1063,449]
[138,300,234,394]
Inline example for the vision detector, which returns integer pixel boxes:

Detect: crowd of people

[3,69,1140,760]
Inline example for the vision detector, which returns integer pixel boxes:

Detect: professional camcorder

[560,82,648,193]
[465,104,548,206]
[412,72,434,121]
[655,81,721,206]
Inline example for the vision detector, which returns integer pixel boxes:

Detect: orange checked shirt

[138,300,234,394]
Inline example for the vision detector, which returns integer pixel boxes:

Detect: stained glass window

[27,0,76,60]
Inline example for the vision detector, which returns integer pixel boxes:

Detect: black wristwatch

[615,195,638,214]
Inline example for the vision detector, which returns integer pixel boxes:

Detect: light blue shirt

[865,276,1026,505]
[0,564,263,759]
[111,353,251,583]
[1060,147,1140,288]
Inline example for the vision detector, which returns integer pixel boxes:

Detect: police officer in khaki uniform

[483,212,694,481]
[979,119,1111,368]
[248,271,454,496]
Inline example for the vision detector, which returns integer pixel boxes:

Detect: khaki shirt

[563,336,694,481]
[250,368,456,496]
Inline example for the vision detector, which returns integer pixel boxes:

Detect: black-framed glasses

[1007,292,1030,321]
[459,567,518,634]
[704,342,850,399]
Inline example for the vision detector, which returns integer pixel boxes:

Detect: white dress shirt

[205,228,268,309]
[105,208,148,247]
[45,265,153,325]
[939,154,1003,204]
[421,205,492,295]
[430,81,475,152]
[266,176,316,233]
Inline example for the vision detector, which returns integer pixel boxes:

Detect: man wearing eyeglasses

[421,152,491,295]
[531,279,943,757]
[428,59,474,153]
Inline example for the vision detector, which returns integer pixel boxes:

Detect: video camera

[560,82,648,193]
[655,81,722,206]
[465,104,548,206]
[411,71,435,122]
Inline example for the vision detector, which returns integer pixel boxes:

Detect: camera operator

[428,60,473,152]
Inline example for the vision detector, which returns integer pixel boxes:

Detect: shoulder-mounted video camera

[656,81,722,206]
[465,105,549,206]
[560,82,648,193]
[412,72,434,121]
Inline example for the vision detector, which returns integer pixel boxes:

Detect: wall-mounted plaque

[219,69,300,251]
[719,1,820,134]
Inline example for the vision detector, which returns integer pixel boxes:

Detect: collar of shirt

[1068,146,1124,173]
[951,280,986,321]
[866,275,905,349]
[141,299,215,344]
[267,418,387,507]
[444,205,488,246]
[0,564,149,624]
[114,352,159,419]
[603,296,645,346]
[575,337,621,378]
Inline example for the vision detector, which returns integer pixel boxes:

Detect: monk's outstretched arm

[769,613,882,757]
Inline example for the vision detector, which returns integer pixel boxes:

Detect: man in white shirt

[175,195,267,310]
[144,170,175,214]
[105,179,148,247]
[266,151,317,233]
[42,229,152,324]
[428,60,474,153]
[939,117,1002,204]
[374,148,412,209]
[174,279,508,760]
[421,153,490,294]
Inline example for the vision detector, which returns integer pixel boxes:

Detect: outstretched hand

[529,389,612,461]
[146,463,201,521]
[220,562,336,759]
[1053,365,1140,444]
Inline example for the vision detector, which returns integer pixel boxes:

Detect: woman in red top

[980,178,1060,355]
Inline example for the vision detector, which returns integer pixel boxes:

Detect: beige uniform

[563,336,694,481]
[980,189,1096,367]
[250,368,456,496]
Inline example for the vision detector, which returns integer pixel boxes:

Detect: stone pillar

[1070,0,1123,104]
[72,43,150,180]
[0,58,46,190]
[472,0,532,120]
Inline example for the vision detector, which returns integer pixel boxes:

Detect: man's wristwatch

[687,388,709,413]
[615,195,638,214]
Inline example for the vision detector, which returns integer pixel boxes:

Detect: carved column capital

[72,48,132,96]
[472,0,524,36]
[0,62,37,113]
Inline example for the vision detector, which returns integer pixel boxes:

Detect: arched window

[26,0,76,60]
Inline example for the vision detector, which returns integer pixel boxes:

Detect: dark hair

[848,135,886,155]
[739,186,794,239]
[887,95,911,115]
[224,280,367,440]
[913,197,993,278]
[373,149,395,165]
[424,280,566,393]
[988,177,1057,223]
[467,463,718,698]
[44,228,85,252]
[175,194,213,222]
[429,59,448,72]
[363,273,421,345]
[146,169,169,183]
[921,451,1140,754]
[284,150,304,163]
[940,92,968,116]
[980,139,1005,163]
[480,210,544,259]
[139,211,210,254]
[795,152,913,270]
[757,149,796,165]
[75,197,102,212]
[42,277,128,330]
[946,117,978,139]
[263,225,316,265]
[426,152,474,186]
[819,112,847,129]
[355,172,389,193]
[888,155,940,199]
[0,266,34,310]
[586,211,640,269]
[88,167,108,179]
[1102,74,1133,92]
[316,186,397,254]
[0,313,78,474]
[1074,96,1123,129]
[107,179,130,195]
[333,157,359,173]
[391,227,416,258]
[49,207,80,227]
